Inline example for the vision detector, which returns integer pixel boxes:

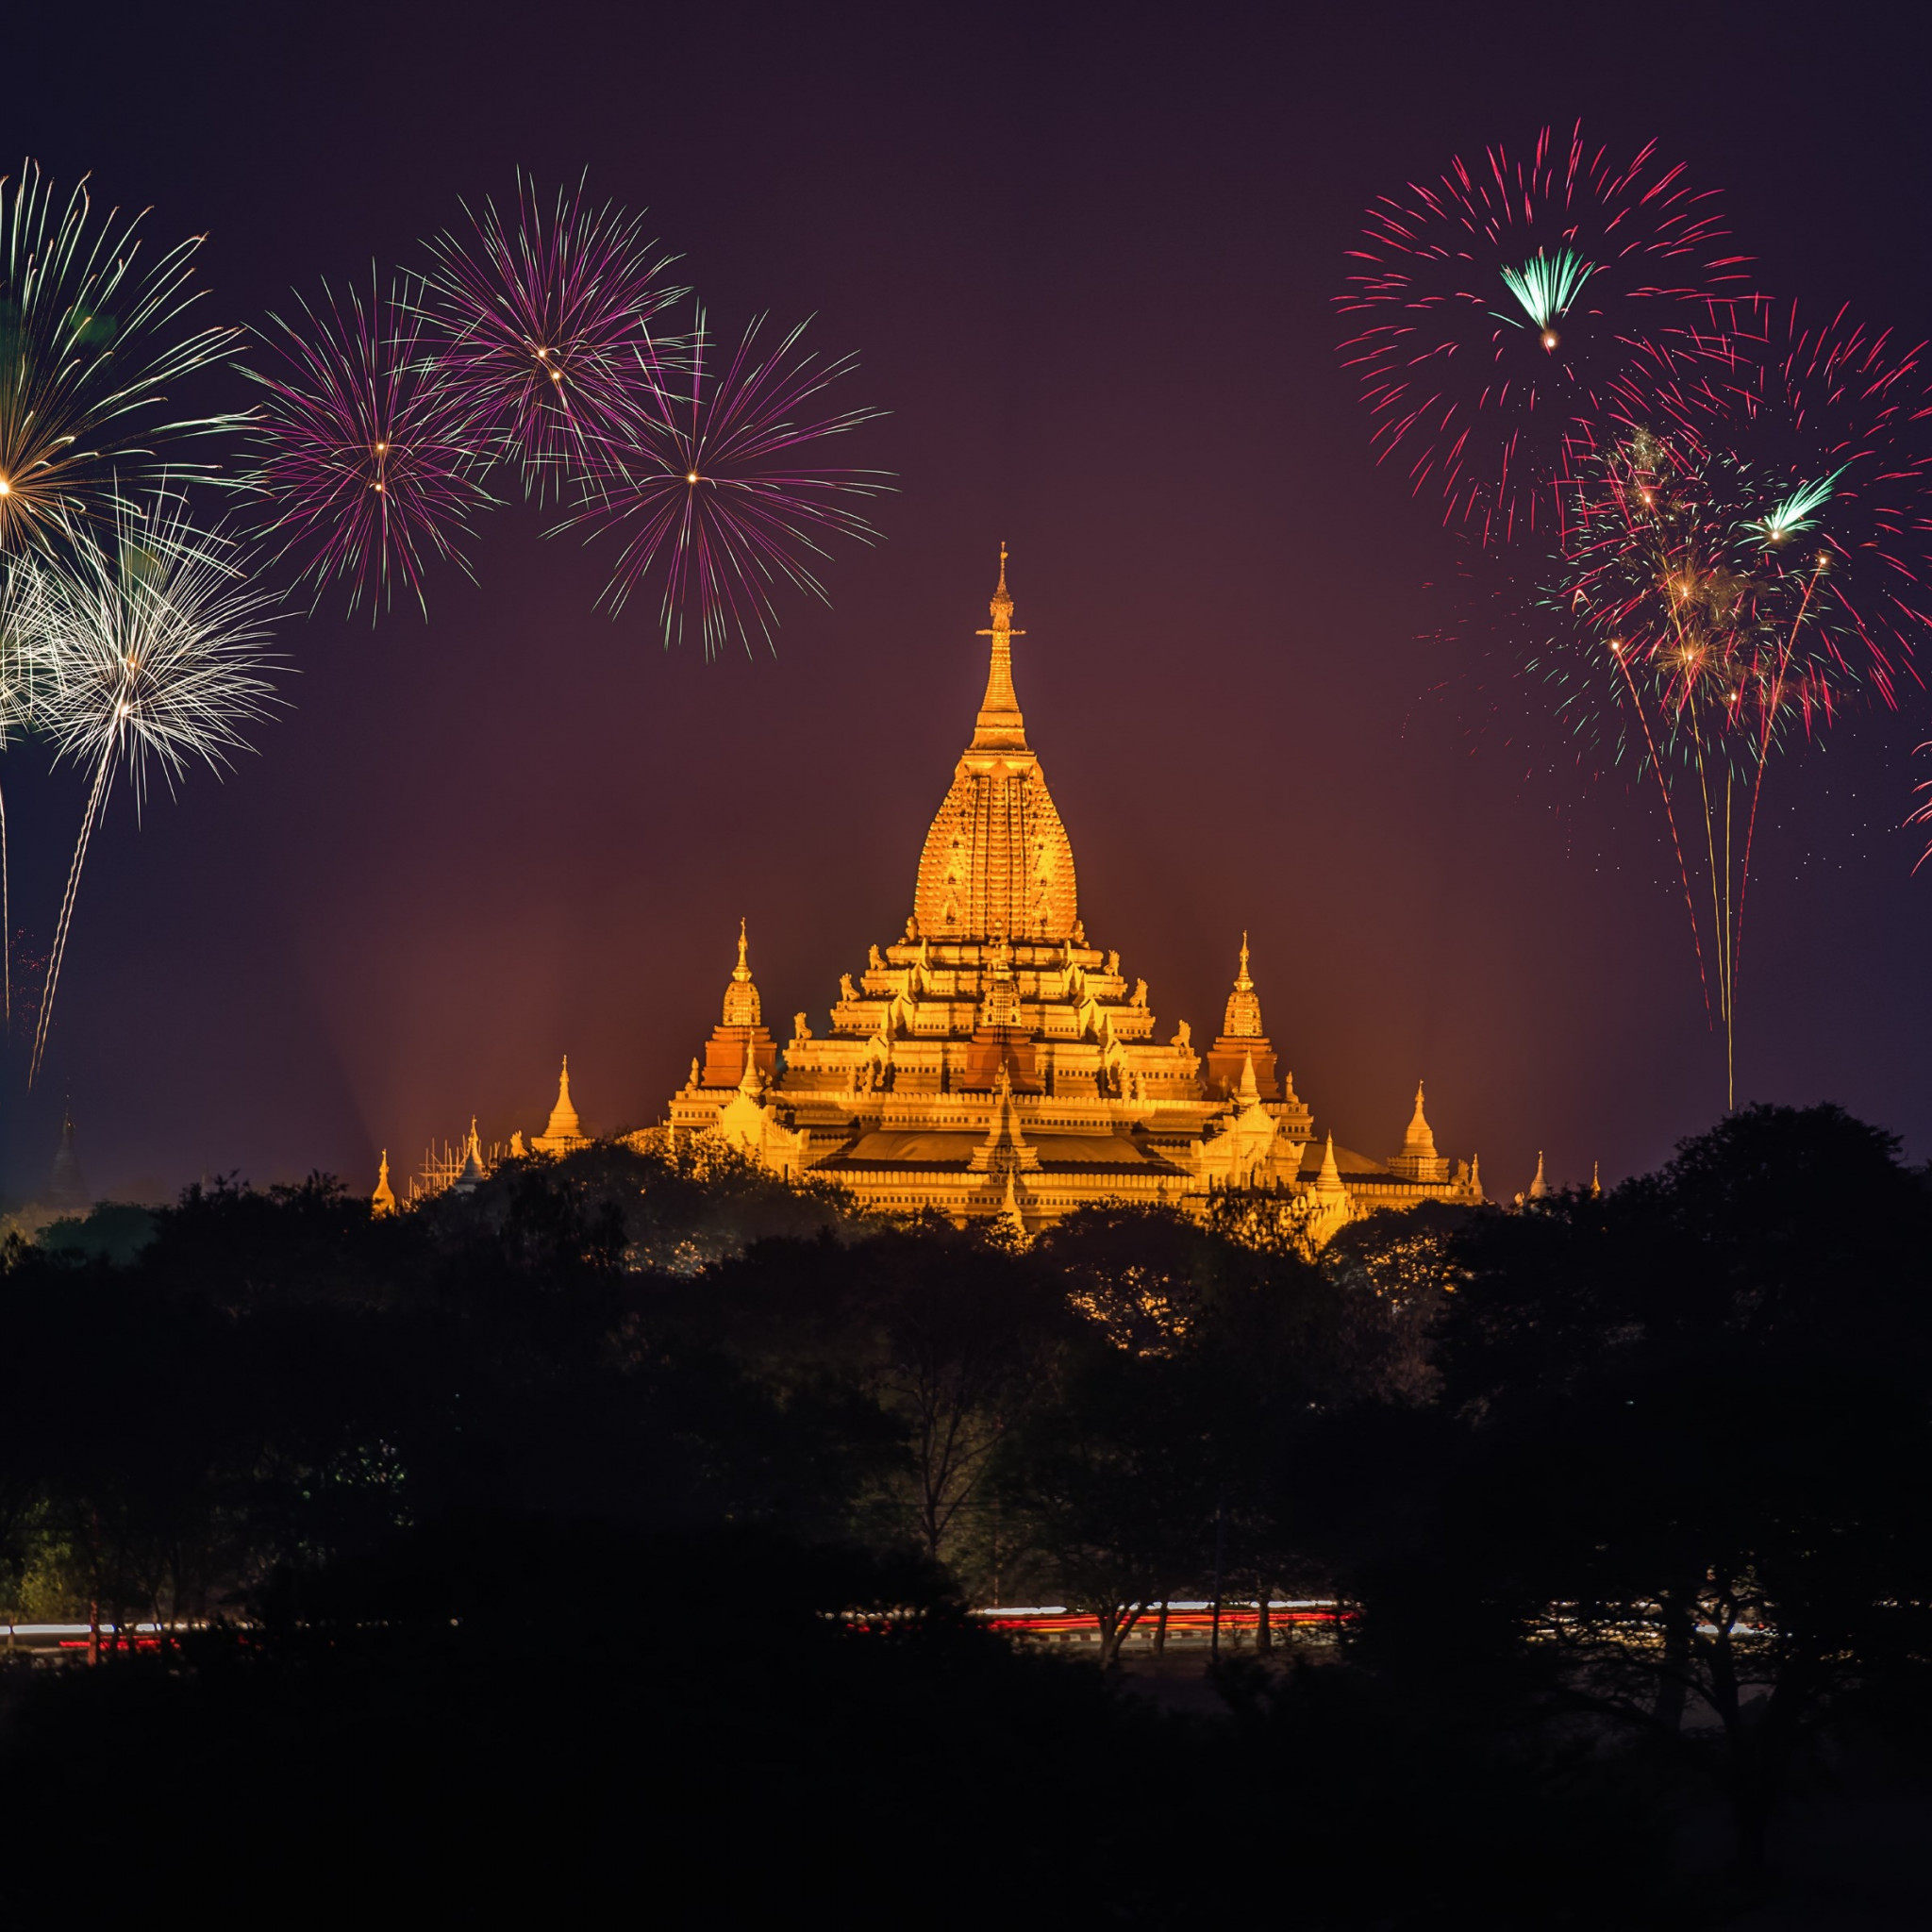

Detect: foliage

[0,1108,1927,1913]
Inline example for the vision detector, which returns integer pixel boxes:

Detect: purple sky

[7,1,1931,1205]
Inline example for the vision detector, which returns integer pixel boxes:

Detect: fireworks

[559,306,889,655]
[242,275,497,617]
[1537,379,1932,1105]
[1338,125,1748,542]
[0,160,238,556]
[1553,425,1853,768]
[1610,300,1932,708]
[1341,130,1932,1094]
[25,491,281,1080]
[416,174,685,496]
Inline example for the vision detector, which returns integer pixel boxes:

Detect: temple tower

[911,547,1076,942]
[1305,1134,1355,1247]
[1205,934,1281,1100]
[371,1151,397,1217]
[452,1119,487,1195]
[1388,1083,1449,1183]
[700,919,780,1091]
[533,1057,590,1155]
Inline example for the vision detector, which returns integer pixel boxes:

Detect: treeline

[1,1106,1929,1924]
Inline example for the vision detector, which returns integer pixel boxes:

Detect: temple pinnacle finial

[722,919,761,1026]
[372,1149,397,1217]
[1313,1132,1344,1192]
[1222,932,1263,1040]
[971,545,1027,751]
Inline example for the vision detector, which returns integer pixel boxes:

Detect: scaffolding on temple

[408,1120,504,1204]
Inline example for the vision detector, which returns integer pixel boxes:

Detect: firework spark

[1338,125,1749,543]
[27,492,281,1081]
[242,274,496,617]
[0,554,58,1022]
[0,159,238,555]
[560,305,889,655]
[417,174,686,496]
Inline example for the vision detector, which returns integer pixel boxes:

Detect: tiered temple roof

[657,551,1484,1239]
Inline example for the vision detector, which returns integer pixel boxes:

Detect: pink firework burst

[560,306,890,656]
[242,275,495,617]
[418,174,685,496]
[1338,124,1751,544]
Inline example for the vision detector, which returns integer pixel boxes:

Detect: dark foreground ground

[3,1524,1928,1928]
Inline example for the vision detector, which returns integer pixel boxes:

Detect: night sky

[7,2,1932,1205]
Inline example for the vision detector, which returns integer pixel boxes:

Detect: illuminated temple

[647,550,1483,1240]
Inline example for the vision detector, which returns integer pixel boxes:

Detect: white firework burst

[26,491,282,1079]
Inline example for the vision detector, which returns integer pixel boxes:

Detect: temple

[653,549,1484,1240]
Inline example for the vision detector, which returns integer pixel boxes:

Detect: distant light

[1541,330,1558,351]
[687,470,700,484]
[0,475,10,495]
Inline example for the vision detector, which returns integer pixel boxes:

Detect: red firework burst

[1338,124,1750,543]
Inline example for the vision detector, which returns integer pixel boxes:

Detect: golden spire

[721,918,762,1027]
[970,1060,1041,1172]
[371,1150,396,1218]
[738,1047,765,1099]
[541,1056,583,1141]
[454,1119,486,1194]
[1314,1132,1344,1192]
[1403,1081,1438,1159]
[1236,1051,1261,1107]
[971,542,1028,752]
[1222,930,1264,1038]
